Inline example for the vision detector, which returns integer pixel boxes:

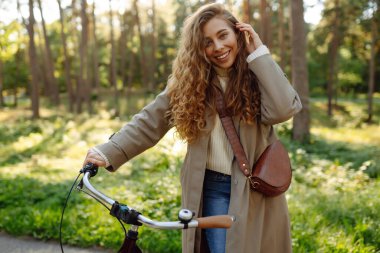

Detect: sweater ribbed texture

[206,76,234,175]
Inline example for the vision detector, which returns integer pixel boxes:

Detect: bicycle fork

[118,225,142,253]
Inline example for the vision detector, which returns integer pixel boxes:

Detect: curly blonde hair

[167,3,261,143]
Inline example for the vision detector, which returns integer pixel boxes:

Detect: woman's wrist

[91,147,111,168]
[246,45,270,63]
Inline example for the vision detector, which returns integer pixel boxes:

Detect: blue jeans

[202,169,231,253]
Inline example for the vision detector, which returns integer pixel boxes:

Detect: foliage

[0,97,379,252]
[1,0,379,108]
[306,0,380,97]
[0,21,29,96]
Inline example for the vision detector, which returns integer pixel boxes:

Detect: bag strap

[215,88,250,177]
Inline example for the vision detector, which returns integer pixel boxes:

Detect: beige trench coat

[96,54,302,253]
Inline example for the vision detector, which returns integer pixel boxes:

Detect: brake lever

[80,163,99,177]
[77,163,99,190]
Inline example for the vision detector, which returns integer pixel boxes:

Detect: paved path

[0,232,112,253]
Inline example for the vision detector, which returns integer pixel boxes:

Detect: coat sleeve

[95,88,171,171]
[248,54,302,125]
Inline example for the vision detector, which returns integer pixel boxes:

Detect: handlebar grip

[196,215,235,229]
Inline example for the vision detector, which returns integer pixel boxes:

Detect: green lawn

[0,97,379,252]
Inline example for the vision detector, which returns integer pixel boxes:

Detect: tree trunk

[77,0,90,114]
[291,0,310,142]
[14,15,24,107]
[242,0,251,23]
[124,13,137,111]
[367,3,378,123]
[149,0,156,91]
[327,0,340,116]
[71,0,80,113]
[260,0,271,47]
[91,2,100,94]
[119,10,128,89]
[109,0,119,117]
[127,15,135,95]
[37,0,59,105]
[133,0,150,92]
[0,57,4,107]
[36,26,50,97]
[27,0,40,119]
[278,0,286,70]
[57,0,74,112]
[267,2,272,49]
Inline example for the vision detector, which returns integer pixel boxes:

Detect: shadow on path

[0,232,111,253]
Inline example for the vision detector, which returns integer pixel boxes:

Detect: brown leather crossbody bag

[215,88,292,197]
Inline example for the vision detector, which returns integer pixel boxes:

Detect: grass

[0,95,379,252]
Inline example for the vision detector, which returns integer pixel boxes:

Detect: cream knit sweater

[206,68,234,175]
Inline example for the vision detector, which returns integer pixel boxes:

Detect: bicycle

[60,163,235,253]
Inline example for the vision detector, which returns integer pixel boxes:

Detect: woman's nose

[214,40,224,51]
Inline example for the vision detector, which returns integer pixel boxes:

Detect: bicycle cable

[59,172,82,253]
[59,169,127,253]
[77,188,127,235]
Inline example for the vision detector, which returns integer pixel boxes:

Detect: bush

[0,98,379,252]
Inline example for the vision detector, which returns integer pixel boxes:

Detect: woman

[84,3,302,253]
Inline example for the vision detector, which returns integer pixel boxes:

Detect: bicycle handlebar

[79,171,235,230]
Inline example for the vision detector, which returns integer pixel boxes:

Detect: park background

[0,0,379,252]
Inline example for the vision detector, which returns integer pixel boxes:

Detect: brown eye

[220,33,228,39]
[204,40,212,47]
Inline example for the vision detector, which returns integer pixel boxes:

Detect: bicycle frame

[76,163,235,253]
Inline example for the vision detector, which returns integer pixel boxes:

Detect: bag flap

[252,140,292,187]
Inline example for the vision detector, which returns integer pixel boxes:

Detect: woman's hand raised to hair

[235,22,263,54]
[83,148,107,168]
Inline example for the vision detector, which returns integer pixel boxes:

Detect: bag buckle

[248,175,260,189]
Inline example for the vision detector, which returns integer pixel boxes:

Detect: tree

[173,0,191,39]
[57,0,74,112]
[326,0,341,116]
[149,0,157,91]
[2,4,28,108]
[291,0,310,141]
[0,53,3,107]
[109,0,119,117]
[133,0,150,92]
[1,21,28,107]
[25,0,40,118]
[119,10,128,89]
[155,16,175,88]
[90,2,99,95]
[260,0,272,48]
[278,0,286,70]
[242,0,251,23]
[17,0,40,117]
[367,0,379,123]
[0,21,6,107]
[126,13,136,94]
[77,0,90,113]
[308,0,370,99]
[37,0,59,105]
[322,0,365,114]
[71,0,81,112]
[0,0,4,106]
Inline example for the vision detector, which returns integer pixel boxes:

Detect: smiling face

[202,17,238,70]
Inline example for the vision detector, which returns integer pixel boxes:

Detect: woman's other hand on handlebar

[83,148,107,167]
